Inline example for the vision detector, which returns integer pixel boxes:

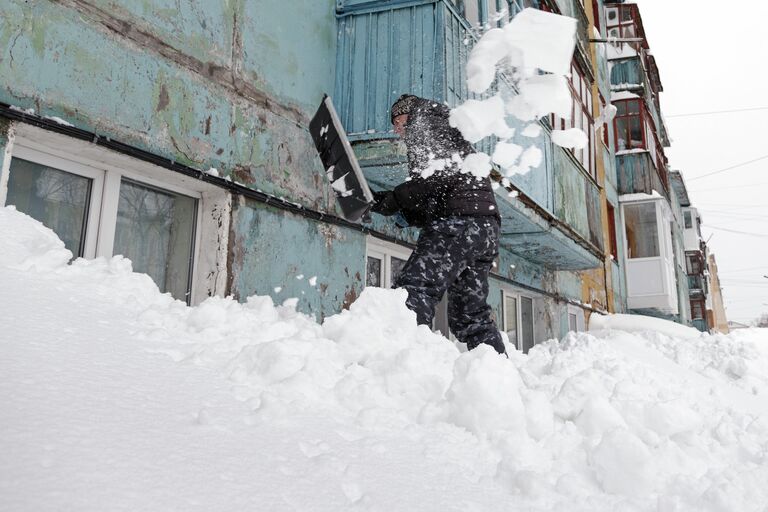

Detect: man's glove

[370,190,400,216]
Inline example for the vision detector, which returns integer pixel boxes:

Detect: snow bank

[3,206,768,511]
[590,312,701,339]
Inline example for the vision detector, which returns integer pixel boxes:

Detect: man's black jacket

[380,97,499,227]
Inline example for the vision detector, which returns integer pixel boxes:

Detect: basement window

[1,125,229,304]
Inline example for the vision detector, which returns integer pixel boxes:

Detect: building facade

[605,1,697,325]
[0,0,716,350]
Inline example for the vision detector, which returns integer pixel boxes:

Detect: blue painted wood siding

[336,0,603,253]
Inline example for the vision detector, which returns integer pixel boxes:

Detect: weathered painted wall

[0,0,337,207]
[228,197,367,321]
[0,0,377,318]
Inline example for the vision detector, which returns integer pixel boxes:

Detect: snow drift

[2,205,768,511]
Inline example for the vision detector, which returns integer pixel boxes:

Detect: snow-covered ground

[2,205,768,512]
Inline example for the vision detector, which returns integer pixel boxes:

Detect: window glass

[391,256,407,286]
[627,100,640,115]
[621,6,632,22]
[629,117,643,148]
[504,295,518,348]
[113,179,197,302]
[569,313,578,332]
[624,202,660,258]
[684,211,692,229]
[366,256,382,287]
[607,203,619,260]
[461,0,480,26]
[606,7,618,23]
[6,158,92,258]
[520,297,534,353]
[616,118,628,150]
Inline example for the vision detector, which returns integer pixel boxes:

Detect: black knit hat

[390,94,418,123]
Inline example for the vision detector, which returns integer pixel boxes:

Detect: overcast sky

[631,0,768,324]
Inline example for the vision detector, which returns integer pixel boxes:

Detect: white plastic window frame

[567,304,585,332]
[2,124,230,305]
[365,236,412,289]
[502,291,521,350]
[502,288,535,351]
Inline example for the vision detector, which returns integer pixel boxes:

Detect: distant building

[707,254,729,333]
[605,2,691,325]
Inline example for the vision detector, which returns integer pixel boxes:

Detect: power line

[719,265,768,273]
[690,181,768,192]
[687,154,768,181]
[705,225,768,238]
[696,203,767,209]
[666,106,768,118]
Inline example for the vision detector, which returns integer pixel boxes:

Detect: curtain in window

[113,179,196,302]
[6,158,91,258]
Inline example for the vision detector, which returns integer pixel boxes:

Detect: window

[607,203,619,261]
[599,94,610,149]
[686,253,702,275]
[114,179,198,300]
[365,238,411,289]
[614,99,644,151]
[503,292,534,352]
[605,4,638,40]
[520,296,534,353]
[503,293,519,348]
[2,125,228,304]
[552,63,596,179]
[456,0,481,27]
[623,202,660,259]
[6,158,95,258]
[690,299,705,320]
[684,211,692,229]
[366,237,453,337]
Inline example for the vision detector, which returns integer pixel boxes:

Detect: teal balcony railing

[335,0,603,268]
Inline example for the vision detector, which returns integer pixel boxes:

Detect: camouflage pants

[394,216,506,354]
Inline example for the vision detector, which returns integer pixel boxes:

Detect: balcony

[335,0,603,270]
[615,150,668,197]
[687,275,704,293]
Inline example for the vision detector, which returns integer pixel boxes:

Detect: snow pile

[590,312,701,339]
[449,8,584,179]
[2,206,768,511]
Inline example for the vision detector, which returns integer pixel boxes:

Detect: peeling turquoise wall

[0,0,337,206]
[228,198,367,321]
[0,0,363,318]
